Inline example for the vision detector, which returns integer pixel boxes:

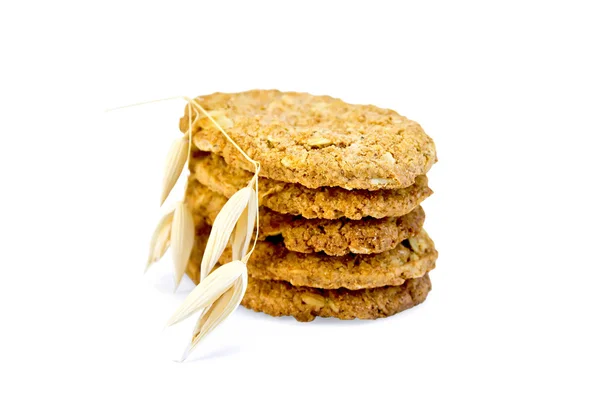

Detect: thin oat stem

[187,103,192,162]
[244,168,261,263]
[104,96,184,112]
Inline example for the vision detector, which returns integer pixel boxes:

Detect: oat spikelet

[171,202,195,289]
[182,271,247,360]
[200,186,252,281]
[160,136,190,205]
[146,210,174,271]
[231,187,257,261]
[166,260,246,327]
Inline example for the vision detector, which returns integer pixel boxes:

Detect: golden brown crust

[190,152,432,220]
[186,179,426,256]
[180,90,437,190]
[189,227,437,290]
[241,275,431,322]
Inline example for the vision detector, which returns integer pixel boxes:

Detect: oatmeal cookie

[180,90,436,190]
[190,152,432,220]
[241,274,431,322]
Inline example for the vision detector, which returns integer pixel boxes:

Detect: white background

[1,1,599,399]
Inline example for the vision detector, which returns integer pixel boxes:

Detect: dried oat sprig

[168,99,260,360]
[108,96,260,360]
[119,96,260,360]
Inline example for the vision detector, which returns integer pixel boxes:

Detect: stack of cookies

[182,90,438,322]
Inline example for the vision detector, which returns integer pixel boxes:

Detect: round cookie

[186,179,426,256]
[190,152,432,220]
[180,90,437,190]
[242,275,431,322]
[188,227,437,290]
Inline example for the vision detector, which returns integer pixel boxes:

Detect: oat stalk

[112,95,261,360]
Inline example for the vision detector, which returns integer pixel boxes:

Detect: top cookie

[180,90,437,190]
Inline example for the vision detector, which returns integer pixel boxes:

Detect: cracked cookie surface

[180,90,437,190]
[190,152,432,220]
[188,227,437,290]
[241,274,431,322]
[186,180,426,256]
